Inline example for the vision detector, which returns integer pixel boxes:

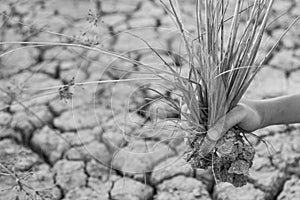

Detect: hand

[181,99,264,157]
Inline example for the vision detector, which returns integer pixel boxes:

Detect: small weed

[58,77,75,103]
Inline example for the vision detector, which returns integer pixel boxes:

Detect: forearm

[256,94,300,128]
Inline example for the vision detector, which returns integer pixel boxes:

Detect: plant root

[185,129,255,187]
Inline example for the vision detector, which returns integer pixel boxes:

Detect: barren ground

[0,0,300,200]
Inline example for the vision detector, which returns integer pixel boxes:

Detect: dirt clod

[185,130,255,187]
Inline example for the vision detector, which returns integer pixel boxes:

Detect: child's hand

[181,99,264,157]
[182,94,300,157]
[199,99,263,156]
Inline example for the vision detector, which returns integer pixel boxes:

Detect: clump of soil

[185,129,255,187]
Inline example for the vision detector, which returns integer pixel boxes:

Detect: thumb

[199,104,246,156]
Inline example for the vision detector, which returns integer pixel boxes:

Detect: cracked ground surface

[0,0,300,199]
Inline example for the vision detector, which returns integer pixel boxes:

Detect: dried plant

[155,0,299,187]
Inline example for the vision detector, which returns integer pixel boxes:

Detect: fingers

[199,130,218,156]
[181,103,247,157]
[207,105,245,141]
[199,104,247,156]
[221,104,247,135]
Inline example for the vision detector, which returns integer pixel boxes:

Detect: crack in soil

[53,171,65,200]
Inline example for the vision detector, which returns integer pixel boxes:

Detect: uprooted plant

[157,0,300,187]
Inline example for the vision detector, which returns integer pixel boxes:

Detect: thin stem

[23,78,160,91]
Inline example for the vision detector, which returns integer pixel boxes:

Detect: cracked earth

[0,0,300,200]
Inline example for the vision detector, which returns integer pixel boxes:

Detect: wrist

[241,99,268,129]
[250,99,273,129]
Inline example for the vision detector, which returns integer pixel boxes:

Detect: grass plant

[155,0,300,187]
